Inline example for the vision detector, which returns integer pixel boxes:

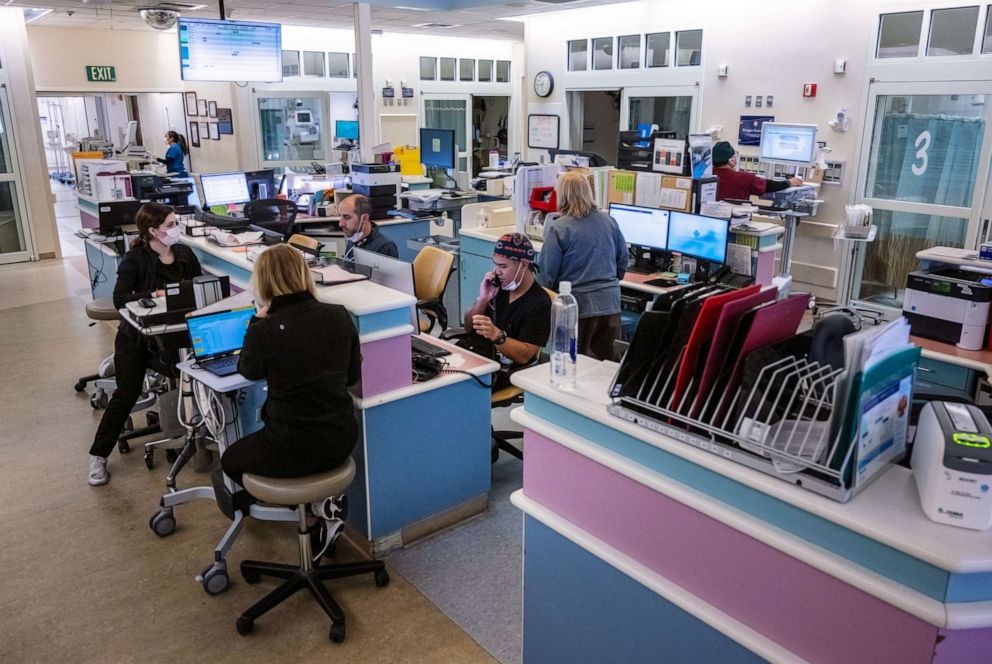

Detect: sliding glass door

[0,85,32,264]
[849,81,992,314]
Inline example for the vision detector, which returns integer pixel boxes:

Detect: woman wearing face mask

[463,232,551,392]
[157,131,189,177]
[87,203,202,486]
[537,171,628,362]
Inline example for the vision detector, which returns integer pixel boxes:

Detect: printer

[913,401,992,530]
[903,268,992,350]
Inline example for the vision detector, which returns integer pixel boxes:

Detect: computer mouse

[138,298,157,308]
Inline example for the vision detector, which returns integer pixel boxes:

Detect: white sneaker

[88,455,110,486]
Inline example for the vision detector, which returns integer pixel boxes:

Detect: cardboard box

[607,170,637,206]
[659,175,693,212]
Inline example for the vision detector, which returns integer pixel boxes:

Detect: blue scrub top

[164,143,187,177]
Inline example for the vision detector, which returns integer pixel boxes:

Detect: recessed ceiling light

[412,22,461,29]
[23,8,53,23]
[394,5,431,10]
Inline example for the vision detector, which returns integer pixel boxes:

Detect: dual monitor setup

[610,203,731,278]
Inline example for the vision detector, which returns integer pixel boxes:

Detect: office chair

[75,296,167,453]
[244,198,298,238]
[413,246,455,334]
[235,457,388,643]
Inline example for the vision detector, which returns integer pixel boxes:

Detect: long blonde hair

[555,170,596,218]
[252,244,316,306]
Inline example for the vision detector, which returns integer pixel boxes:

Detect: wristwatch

[494,329,507,346]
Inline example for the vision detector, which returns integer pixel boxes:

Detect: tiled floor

[0,257,499,663]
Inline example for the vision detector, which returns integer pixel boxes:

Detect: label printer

[902,268,992,351]
[913,401,992,530]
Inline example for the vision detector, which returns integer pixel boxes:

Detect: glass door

[0,85,33,264]
[620,86,698,139]
[421,93,471,188]
[849,81,992,314]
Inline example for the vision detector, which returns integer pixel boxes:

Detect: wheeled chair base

[237,558,388,642]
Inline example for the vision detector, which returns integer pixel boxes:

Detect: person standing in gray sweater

[537,170,628,361]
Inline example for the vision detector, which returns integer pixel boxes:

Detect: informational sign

[178,18,282,83]
[85,66,116,82]
[527,114,560,150]
[216,108,234,135]
[739,115,774,146]
[652,137,687,174]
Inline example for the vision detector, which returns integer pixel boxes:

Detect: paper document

[727,243,753,277]
[209,230,263,247]
[194,290,255,316]
[634,172,662,209]
[311,265,368,285]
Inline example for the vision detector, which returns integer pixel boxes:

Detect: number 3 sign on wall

[912,130,931,176]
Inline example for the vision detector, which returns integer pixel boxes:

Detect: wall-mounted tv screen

[178,18,282,83]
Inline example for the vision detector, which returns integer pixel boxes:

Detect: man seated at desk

[712,140,802,201]
[339,194,399,259]
[462,233,552,391]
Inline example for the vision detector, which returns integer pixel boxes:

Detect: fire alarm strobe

[803,83,818,98]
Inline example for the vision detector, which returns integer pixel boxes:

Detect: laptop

[186,307,256,377]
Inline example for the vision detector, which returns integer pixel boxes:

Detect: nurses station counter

[510,357,992,663]
[179,233,499,554]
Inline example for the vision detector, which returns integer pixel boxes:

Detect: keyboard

[643,277,678,287]
[717,273,754,289]
[411,337,451,358]
[202,355,240,375]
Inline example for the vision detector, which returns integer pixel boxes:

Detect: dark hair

[347,193,372,220]
[166,130,189,156]
[130,202,175,249]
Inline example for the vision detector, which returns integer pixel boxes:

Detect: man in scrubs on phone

[462,233,551,391]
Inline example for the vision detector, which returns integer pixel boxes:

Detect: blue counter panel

[523,517,765,664]
[377,220,430,263]
[363,379,491,538]
[525,394,992,604]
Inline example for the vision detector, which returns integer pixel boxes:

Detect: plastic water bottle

[550,281,579,388]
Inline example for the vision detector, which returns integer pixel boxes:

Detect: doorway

[566,90,622,163]
[848,82,992,315]
[37,92,186,258]
[471,96,509,174]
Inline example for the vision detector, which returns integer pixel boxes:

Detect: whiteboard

[527,114,560,150]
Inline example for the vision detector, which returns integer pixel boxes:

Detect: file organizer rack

[609,349,919,502]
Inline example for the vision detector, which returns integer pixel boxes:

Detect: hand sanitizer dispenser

[913,401,992,530]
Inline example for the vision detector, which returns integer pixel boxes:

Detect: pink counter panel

[522,427,992,663]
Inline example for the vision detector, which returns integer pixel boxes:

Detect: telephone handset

[488,273,501,288]
[412,353,444,381]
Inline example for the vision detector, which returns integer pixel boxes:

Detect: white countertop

[917,246,992,271]
[180,234,416,317]
[511,356,992,574]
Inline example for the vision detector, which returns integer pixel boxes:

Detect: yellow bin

[393,146,423,176]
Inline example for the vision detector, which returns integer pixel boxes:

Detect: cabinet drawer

[916,357,976,392]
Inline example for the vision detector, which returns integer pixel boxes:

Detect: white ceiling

[10,0,633,40]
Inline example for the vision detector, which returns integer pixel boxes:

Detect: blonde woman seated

[222,244,360,558]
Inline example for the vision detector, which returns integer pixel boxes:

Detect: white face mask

[501,262,525,292]
[347,229,364,243]
[156,225,181,247]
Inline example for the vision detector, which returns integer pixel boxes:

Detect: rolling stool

[75,296,121,403]
[236,458,389,643]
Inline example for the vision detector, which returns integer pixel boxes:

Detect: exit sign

[85,66,117,82]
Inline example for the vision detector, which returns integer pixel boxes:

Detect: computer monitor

[98,200,144,234]
[244,169,276,200]
[548,149,608,168]
[609,204,670,251]
[186,307,255,361]
[759,123,818,167]
[200,172,251,208]
[667,211,730,265]
[420,128,456,170]
[335,120,359,141]
[351,247,417,327]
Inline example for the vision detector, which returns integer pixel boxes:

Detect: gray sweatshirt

[537,209,628,317]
